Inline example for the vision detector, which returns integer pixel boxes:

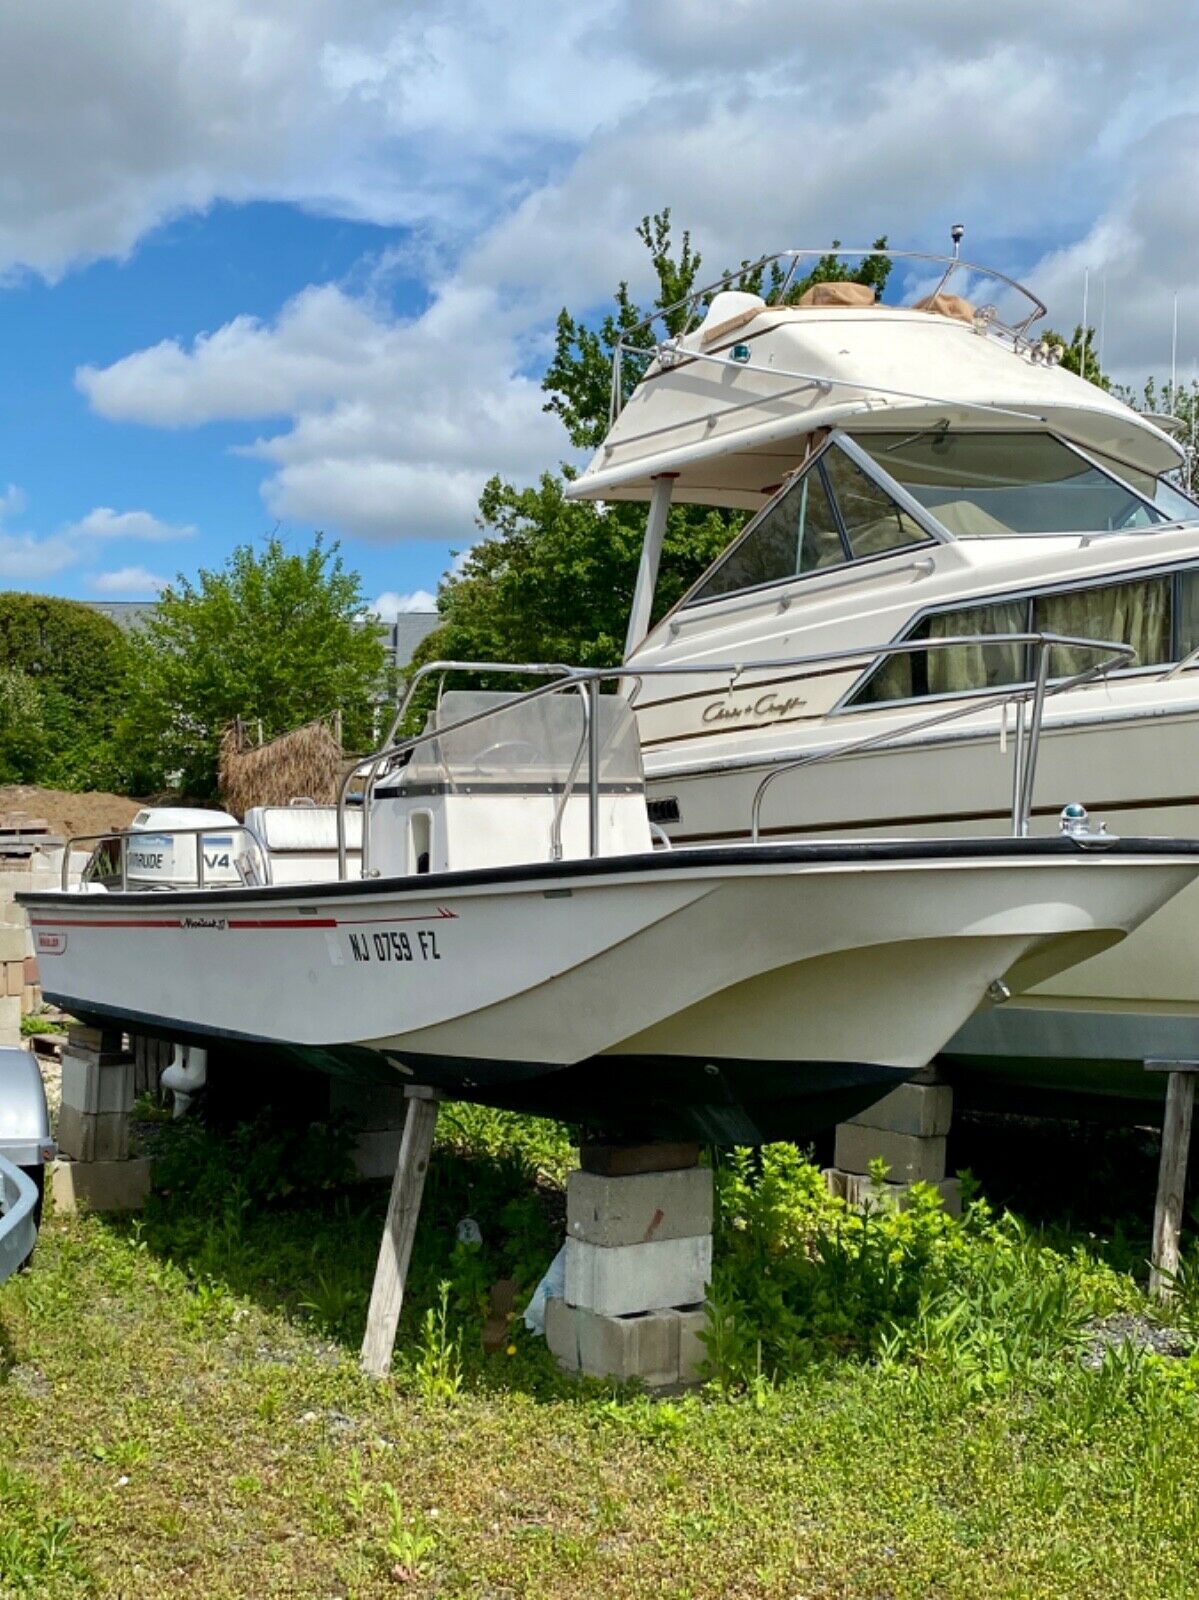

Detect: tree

[0,667,47,784]
[1115,375,1199,497]
[415,214,891,684]
[116,535,388,798]
[0,593,130,789]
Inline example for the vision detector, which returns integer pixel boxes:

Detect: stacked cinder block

[0,922,31,1047]
[546,1144,712,1386]
[826,1074,960,1215]
[51,1023,152,1213]
[0,842,80,1044]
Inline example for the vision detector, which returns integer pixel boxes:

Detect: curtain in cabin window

[1034,578,1171,676]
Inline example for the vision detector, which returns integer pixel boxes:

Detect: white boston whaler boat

[567,243,1199,1110]
[19,658,1199,1142]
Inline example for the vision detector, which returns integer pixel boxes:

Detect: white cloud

[60,0,1199,548]
[86,566,168,596]
[64,506,196,542]
[0,486,191,583]
[372,589,437,618]
[79,281,565,541]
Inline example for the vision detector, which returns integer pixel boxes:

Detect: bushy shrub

[706,1145,1133,1390]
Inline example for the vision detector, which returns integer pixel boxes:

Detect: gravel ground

[1080,1311,1193,1368]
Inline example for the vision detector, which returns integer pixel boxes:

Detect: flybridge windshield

[852,431,1167,536]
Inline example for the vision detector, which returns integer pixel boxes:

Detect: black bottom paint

[51,991,908,1144]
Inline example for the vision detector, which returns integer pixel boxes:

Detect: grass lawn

[2,1106,1199,1598]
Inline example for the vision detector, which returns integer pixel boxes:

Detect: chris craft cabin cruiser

[567,242,1199,1111]
[20,663,1199,1143]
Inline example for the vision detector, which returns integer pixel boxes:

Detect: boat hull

[22,840,1199,1142]
[646,701,1199,1110]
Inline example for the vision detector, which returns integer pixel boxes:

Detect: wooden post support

[360,1087,441,1378]
[1145,1060,1199,1301]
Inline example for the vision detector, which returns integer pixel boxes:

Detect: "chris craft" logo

[701,689,808,726]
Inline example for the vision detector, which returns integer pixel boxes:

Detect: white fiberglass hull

[22,840,1199,1142]
[645,699,1199,1108]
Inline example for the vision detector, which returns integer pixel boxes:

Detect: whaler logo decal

[181,915,227,930]
[701,689,808,726]
[35,930,67,955]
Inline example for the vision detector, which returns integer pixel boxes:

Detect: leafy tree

[115,535,388,798]
[418,474,732,686]
[0,667,47,783]
[0,593,130,788]
[417,213,891,685]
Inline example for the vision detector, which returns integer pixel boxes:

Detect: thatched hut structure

[218,716,345,817]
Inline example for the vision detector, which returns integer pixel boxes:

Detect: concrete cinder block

[50,1157,153,1214]
[545,1297,681,1385]
[60,1051,134,1116]
[55,1105,130,1163]
[826,1168,962,1219]
[848,1082,953,1139]
[0,994,20,1045]
[22,956,38,985]
[350,1127,404,1180]
[4,961,21,998]
[677,1303,710,1385]
[0,923,25,963]
[833,1123,947,1184]
[565,1234,711,1317]
[567,1167,713,1248]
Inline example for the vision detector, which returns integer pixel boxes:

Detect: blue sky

[1,0,1197,617]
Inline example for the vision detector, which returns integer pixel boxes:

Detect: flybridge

[567,245,1181,515]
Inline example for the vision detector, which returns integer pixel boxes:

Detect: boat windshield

[851,430,1167,536]
[403,690,645,790]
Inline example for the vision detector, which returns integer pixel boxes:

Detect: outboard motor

[94,806,245,890]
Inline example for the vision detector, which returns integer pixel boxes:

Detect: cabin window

[858,600,1027,703]
[1032,579,1171,676]
[821,449,929,557]
[852,572,1176,705]
[1086,448,1199,523]
[851,431,1166,536]
[1174,571,1199,661]
[690,461,845,601]
[687,444,931,605]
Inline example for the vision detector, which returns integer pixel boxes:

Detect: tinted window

[687,445,930,605]
[822,449,931,557]
[852,431,1165,535]
[691,463,844,602]
[856,599,1027,704]
[1178,571,1199,660]
[853,574,1174,705]
[1034,578,1171,675]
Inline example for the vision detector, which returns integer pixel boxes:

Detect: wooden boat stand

[360,1086,442,1379]
[1146,1060,1199,1302]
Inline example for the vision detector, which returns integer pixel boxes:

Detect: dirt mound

[0,785,142,841]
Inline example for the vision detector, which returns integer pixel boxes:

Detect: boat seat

[795,281,876,308]
[244,804,363,853]
[698,282,877,347]
[913,291,976,322]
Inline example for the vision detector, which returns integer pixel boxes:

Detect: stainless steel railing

[334,631,1134,877]
[608,245,1048,426]
[66,823,274,892]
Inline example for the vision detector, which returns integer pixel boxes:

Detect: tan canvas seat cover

[913,291,976,322]
[796,281,876,308]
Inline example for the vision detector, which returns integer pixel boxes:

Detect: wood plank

[1150,1069,1196,1301]
[359,1091,440,1379]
